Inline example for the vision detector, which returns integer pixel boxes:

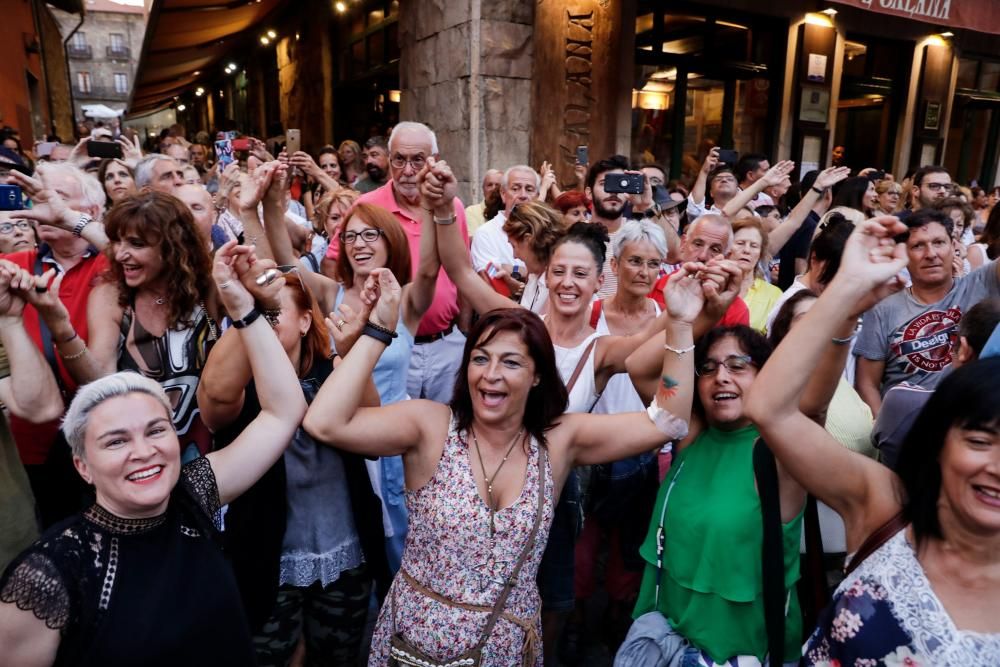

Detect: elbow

[742,386,770,427]
[302,403,335,443]
[18,399,65,424]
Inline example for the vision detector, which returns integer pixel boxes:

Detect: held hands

[360,268,402,330]
[698,257,742,319]
[213,241,274,318]
[664,263,707,324]
[231,250,283,310]
[418,157,457,215]
[813,166,852,191]
[829,216,907,315]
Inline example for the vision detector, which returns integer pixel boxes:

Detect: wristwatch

[72,213,94,238]
[231,308,261,329]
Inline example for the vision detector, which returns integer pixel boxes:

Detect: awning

[128,0,285,116]
[828,0,1000,35]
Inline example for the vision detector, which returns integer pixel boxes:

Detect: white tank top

[552,331,603,414]
[591,302,661,416]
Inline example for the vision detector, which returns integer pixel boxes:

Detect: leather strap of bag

[472,441,547,649]
[565,338,597,396]
[752,438,785,665]
[844,511,906,576]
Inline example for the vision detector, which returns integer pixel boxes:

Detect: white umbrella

[81,104,124,119]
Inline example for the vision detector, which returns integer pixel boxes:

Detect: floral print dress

[368,416,555,666]
[803,529,1000,666]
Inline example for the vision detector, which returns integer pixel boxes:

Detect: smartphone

[231,138,251,152]
[717,149,738,165]
[286,129,301,156]
[0,185,24,211]
[603,172,645,195]
[576,145,588,166]
[868,169,886,181]
[215,139,234,169]
[484,263,511,297]
[87,141,123,159]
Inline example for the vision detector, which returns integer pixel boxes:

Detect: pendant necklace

[471,426,524,538]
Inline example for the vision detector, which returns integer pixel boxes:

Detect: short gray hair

[37,162,106,212]
[134,154,176,189]
[502,165,540,192]
[612,219,668,260]
[62,372,172,459]
[388,121,438,155]
[686,214,734,253]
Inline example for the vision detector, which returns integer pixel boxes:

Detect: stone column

[399,0,534,204]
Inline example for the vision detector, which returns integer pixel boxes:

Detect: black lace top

[0,457,255,666]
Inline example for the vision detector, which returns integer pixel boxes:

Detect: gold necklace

[471,426,524,537]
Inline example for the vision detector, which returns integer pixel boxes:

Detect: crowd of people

[0,117,998,667]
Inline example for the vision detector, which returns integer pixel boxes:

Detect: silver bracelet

[831,331,858,346]
[72,213,93,238]
[433,213,456,225]
[664,343,695,358]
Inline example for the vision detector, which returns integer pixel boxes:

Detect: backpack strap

[844,511,907,576]
[753,438,786,665]
[564,337,598,396]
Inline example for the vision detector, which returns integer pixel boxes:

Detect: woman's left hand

[361,268,402,331]
[214,240,273,318]
[664,262,706,324]
[327,300,372,357]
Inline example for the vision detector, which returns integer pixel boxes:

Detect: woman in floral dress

[302,159,694,665]
[745,215,1000,664]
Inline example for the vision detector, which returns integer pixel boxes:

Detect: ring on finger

[335,319,346,330]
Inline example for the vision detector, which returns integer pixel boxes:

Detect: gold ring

[335,319,346,330]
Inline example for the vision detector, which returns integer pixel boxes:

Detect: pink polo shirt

[359,182,470,336]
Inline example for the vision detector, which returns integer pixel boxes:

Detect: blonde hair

[313,188,360,236]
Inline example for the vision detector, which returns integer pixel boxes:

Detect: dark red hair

[554,190,591,214]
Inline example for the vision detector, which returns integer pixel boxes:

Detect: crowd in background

[0,116,998,667]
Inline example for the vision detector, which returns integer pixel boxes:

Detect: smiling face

[938,423,1000,535]
[545,241,602,318]
[612,239,662,298]
[274,285,311,359]
[114,229,165,289]
[340,143,358,166]
[103,160,137,203]
[467,329,539,425]
[319,152,342,181]
[342,214,388,278]
[74,393,181,518]
[863,181,877,212]
[906,222,953,289]
[730,226,764,276]
[696,335,759,429]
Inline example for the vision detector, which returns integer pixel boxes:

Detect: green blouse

[633,424,804,664]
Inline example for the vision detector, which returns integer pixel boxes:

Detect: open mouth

[712,392,739,403]
[126,465,164,484]
[352,252,373,263]
[555,292,580,304]
[122,264,142,279]
[479,390,507,408]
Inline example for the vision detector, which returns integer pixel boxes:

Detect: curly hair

[312,188,360,236]
[103,191,212,328]
[502,201,567,267]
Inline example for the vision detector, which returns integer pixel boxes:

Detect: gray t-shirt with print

[854,261,1000,395]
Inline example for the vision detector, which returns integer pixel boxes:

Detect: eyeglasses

[339,228,383,245]
[924,182,952,192]
[0,221,31,234]
[695,354,755,377]
[390,154,426,171]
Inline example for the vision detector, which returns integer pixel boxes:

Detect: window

[114,73,128,94]
[110,33,125,50]
[71,32,87,48]
[77,72,91,94]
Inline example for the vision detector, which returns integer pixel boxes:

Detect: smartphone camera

[0,185,24,211]
[604,172,645,195]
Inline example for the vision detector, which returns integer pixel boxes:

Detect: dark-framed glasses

[0,220,31,235]
[695,354,755,377]
[339,228,383,245]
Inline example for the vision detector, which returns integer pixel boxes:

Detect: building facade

[137,0,1000,203]
[0,0,79,145]
[53,0,145,124]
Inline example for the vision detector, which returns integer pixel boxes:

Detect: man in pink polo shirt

[358,121,471,402]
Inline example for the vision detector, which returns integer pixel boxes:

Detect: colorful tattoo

[657,375,680,401]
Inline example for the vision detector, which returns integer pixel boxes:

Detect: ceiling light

[177,104,186,111]
[335,1,347,12]
[804,12,835,27]
[820,8,838,16]
[195,87,204,96]
[267,30,277,39]
[260,36,270,45]
[193,70,201,76]
[228,62,237,70]
[940,31,954,38]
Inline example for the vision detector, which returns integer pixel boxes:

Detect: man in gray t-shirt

[854,209,1000,414]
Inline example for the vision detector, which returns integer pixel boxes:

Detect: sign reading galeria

[829,0,1000,35]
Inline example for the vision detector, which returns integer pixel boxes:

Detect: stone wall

[399,0,534,204]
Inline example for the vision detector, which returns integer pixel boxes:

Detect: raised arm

[400,158,449,334]
[434,187,520,315]
[0,267,63,422]
[7,171,108,251]
[302,268,449,459]
[744,217,908,547]
[204,242,307,506]
[564,267,703,465]
[235,162,274,260]
[767,166,850,255]
[721,160,795,218]
[689,147,719,208]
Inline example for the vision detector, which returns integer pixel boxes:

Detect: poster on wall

[800,87,830,124]
[807,54,828,83]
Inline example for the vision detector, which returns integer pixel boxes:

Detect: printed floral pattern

[803,530,1000,665]
[368,417,554,666]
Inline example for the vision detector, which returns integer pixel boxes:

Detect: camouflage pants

[253,564,372,667]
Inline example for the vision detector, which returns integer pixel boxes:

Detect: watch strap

[231,308,261,329]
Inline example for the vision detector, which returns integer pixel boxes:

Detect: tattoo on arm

[657,375,680,401]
